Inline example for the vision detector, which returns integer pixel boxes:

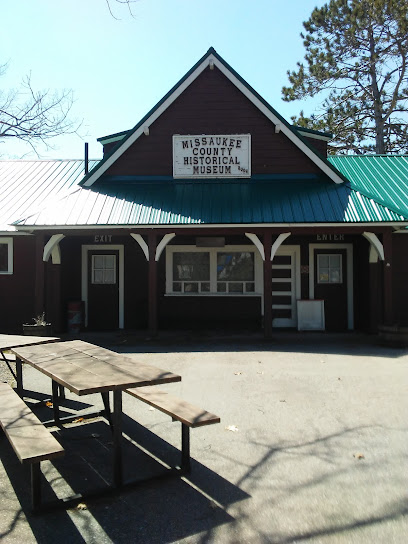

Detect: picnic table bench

[125,386,220,471]
[0,382,65,512]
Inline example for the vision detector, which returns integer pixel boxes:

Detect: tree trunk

[369,28,386,154]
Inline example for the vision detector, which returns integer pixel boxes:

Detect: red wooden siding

[103,66,324,178]
[0,237,36,332]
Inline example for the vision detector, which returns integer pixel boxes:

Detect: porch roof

[0,159,99,232]
[328,155,408,219]
[12,175,407,228]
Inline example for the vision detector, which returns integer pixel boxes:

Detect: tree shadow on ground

[0,413,248,543]
[196,424,408,543]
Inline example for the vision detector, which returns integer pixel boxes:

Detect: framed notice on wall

[173,134,251,178]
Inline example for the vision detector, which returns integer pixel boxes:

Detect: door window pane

[92,255,117,284]
[317,254,342,284]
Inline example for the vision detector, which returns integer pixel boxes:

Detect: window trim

[166,244,262,296]
[0,237,13,275]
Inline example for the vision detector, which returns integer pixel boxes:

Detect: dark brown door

[314,249,348,331]
[87,250,119,330]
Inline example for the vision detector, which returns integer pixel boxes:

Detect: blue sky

[1,0,326,160]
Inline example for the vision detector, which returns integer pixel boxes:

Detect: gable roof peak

[82,48,346,188]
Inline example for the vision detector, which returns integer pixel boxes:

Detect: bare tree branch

[105,0,138,19]
[0,69,81,156]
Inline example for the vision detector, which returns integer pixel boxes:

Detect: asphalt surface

[0,331,407,543]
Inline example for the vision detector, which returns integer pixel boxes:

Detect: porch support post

[369,261,380,333]
[51,262,63,332]
[148,232,158,335]
[382,231,394,326]
[35,234,45,316]
[263,231,273,338]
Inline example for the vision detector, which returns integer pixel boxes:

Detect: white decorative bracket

[245,233,265,261]
[271,232,291,261]
[130,233,149,261]
[43,234,65,264]
[155,233,176,261]
[362,232,385,263]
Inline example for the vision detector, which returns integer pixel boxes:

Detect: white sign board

[173,134,251,178]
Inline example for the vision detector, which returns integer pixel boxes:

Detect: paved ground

[0,332,407,543]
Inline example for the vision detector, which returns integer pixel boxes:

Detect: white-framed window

[0,237,13,275]
[166,245,262,295]
[91,254,117,284]
[317,254,342,284]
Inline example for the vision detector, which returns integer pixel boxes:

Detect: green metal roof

[328,155,408,218]
[0,159,99,231]
[14,176,407,228]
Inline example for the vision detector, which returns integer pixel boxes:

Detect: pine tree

[282,0,408,154]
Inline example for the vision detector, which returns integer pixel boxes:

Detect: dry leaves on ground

[225,425,239,432]
[353,452,365,460]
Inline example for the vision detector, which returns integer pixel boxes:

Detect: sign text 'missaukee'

[173,134,251,178]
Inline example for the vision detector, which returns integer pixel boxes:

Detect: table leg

[52,380,61,424]
[181,424,191,472]
[112,390,123,487]
[16,358,23,397]
[31,463,42,512]
[101,392,113,429]
[58,384,65,399]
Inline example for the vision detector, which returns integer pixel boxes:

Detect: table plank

[62,341,180,383]
[12,341,181,395]
[44,341,181,387]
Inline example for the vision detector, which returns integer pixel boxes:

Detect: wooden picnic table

[11,340,181,488]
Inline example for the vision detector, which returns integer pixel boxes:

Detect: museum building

[1,48,408,337]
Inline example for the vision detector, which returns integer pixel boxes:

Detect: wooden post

[34,234,45,317]
[52,263,63,332]
[382,231,393,326]
[263,231,273,338]
[148,232,158,335]
[368,262,380,333]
